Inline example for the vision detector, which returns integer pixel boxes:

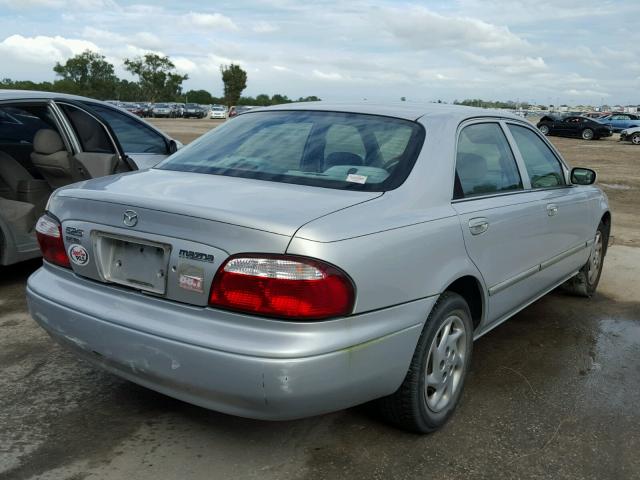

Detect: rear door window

[60,104,115,154]
[455,123,523,198]
[508,124,566,188]
[0,105,56,143]
[85,103,168,154]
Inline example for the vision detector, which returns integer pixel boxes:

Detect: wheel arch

[600,210,612,254]
[443,275,485,330]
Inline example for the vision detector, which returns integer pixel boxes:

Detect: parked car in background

[537,115,612,140]
[26,102,609,433]
[141,103,154,118]
[620,126,640,145]
[123,103,145,117]
[152,103,174,118]
[0,90,180,266]
[184,103,206,119]
[209,105,227,119]
[583,112,607,119]
[228,105,253,118]
[596,113,640,132]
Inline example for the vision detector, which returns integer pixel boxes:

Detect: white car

[620,127,640,145]
[209,105,227,119]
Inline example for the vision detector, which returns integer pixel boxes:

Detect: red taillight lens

[209,255,355,320]
[35,214,70,268]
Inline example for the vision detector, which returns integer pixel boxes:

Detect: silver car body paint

[27,102,610,420]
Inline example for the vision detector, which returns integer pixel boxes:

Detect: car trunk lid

[51,169,381,306]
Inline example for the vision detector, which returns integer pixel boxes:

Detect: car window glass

[87,104,168,154]
[324,124,366,162]
[234,122,313,171]
[157,111,425,192]
[0,105,56,143]
[508,124,566,188]
[374,127,413,162]
[60,104,115,154]
[455,123,523,198]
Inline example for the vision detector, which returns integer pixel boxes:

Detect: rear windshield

[157,110,425,191]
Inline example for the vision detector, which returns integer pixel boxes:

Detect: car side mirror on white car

[571,167,597,185]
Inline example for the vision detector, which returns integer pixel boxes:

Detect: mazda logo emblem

[123,210,138,227]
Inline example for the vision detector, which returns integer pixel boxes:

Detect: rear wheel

[631,132,640,145]
[373,292,473,433]
[561,222,607,297]
[539,124,550,135]
[582,128,595,140]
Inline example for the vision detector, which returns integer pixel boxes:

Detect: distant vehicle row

[537,114,613,140]
[106,101,228,119]
[537,113,640,143]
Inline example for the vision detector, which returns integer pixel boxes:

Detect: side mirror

[168,140,178,154]
[571,167,596,185]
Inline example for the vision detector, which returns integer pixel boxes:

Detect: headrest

[457,152,487,180]
[325,151,364,169]
[33,129,65,155]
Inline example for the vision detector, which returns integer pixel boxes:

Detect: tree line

[0,50,320,107]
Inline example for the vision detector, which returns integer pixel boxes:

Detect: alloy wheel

[588,231,603,284]
[424,315,468,413]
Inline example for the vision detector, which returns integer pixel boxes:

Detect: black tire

[373,292,474,433]
[631,132,640,145]
[561,221,607,297]
[582,128,595,140]
[539,124,550,135]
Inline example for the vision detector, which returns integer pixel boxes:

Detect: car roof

[258,101,522,122]
[0,89,98,103]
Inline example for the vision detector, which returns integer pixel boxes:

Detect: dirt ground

[1,116,639,480]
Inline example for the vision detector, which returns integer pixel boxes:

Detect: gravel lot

[1,117,638,480]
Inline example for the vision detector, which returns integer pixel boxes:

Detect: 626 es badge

[68,244,89,266]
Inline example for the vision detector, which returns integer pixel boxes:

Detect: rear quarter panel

[287,211,485,315]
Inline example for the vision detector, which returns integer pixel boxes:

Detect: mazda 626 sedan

[27,103,610,433]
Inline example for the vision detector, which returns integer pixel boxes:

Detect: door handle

[468,217,489,235]
[547,204,558,216]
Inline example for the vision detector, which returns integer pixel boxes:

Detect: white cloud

[312,69,343,81]
[379,6,528,51]
[0,0,116,10]
[253,21,279,33]
[182,12,238,31]
[565,89,610,98]
[0,34,99,64]
[173,57,198,74]
[462,53,548,75]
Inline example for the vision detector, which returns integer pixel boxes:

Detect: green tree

[254,93,271,106]
[184,89,214,104]
[296,95,321,102]
[270,94,291,105]
[220,64,247,108]
[115,79,142,101]
[53,50,118,99]
[124,54,188,102]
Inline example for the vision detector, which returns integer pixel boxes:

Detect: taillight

[35,214,70,268]
[209,255,355,320]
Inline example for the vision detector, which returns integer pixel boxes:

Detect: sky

[0,0,639,105]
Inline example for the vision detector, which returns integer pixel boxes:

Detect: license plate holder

[94,232,171,295]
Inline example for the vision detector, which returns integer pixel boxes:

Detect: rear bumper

[27,265,431,420]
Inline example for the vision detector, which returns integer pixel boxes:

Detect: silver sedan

[27,102,610,433]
